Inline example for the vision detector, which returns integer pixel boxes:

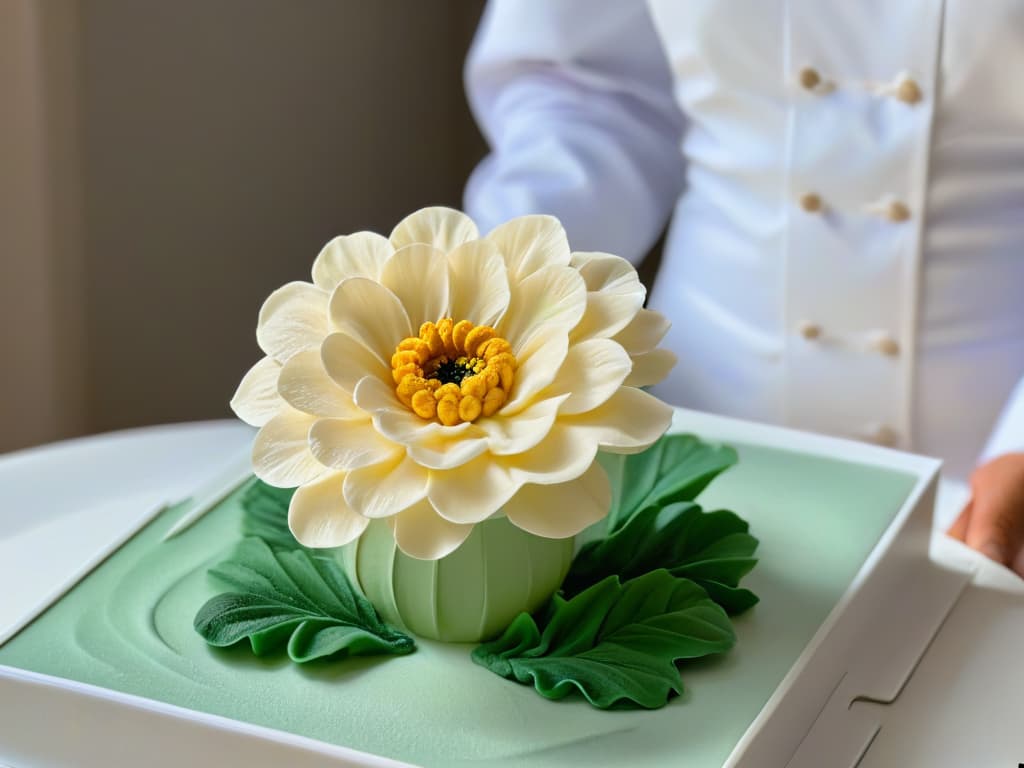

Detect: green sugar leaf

[239,479,302,551]
[565,501,760,615]
[195,537,414,662]
[599,434,738,533]
[472,570,735,710]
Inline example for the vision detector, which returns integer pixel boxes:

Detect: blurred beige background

[0,0,486,453]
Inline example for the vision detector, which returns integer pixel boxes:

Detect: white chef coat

[464,0,1024,480]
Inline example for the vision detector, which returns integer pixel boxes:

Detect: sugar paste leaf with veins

[564,501,760,615]
[195,537,414,662]
[598,433,739,533]
[238,479,301,551]
[472,570,736,709]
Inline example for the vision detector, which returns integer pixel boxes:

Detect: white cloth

[465,0,1024,480]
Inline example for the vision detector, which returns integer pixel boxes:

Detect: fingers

[1014,547,1024,577]
[963,454,1024,576]
[964,491,1020,567]
[947,501,971,542]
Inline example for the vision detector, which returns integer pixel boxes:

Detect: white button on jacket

[464,0,1024,480]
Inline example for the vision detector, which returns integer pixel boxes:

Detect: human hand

[948,452,1024,577]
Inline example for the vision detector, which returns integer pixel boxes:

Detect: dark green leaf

[472,570,735,709]
[195,537,414,662]
[239,479,302,551]
[694,580,760,615]
[564,501,760,615]
[599,434,738,533]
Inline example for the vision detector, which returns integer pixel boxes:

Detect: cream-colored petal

[569,252,646,342]
[251,406,325,487]
[329,277,412,363]
[342,452,429,519]
[485,215,571,283]
[498,264,586,357]
[278,349,361,418]
[288,471,369,548]
[570,250,640,288]
[624,348,677,388]
[231,356,284,427]
[389,206,479,253]
[379,411,490,469]
[353,375,489,470]
[500,332,569,415]
[506,423,599,486]
[351,370,410,413]
[256,281,330,363]
[321,332,391,395]
[563,387,673,454]
[379,243,449,329]
[308,416,401,470]
[389,500,474,560]
[478,394,568,456]
[447,239,510,327]
[427,455,520,524]
[542,338,632,415]
[572,293,645,344]
[311,232,393,289]
[503,461,611,538]
[613,308,671,356]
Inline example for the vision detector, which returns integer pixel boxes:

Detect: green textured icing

[0,443,917,768]
[343,516,575,642]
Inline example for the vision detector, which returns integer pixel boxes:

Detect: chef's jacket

[464,0,1024,480]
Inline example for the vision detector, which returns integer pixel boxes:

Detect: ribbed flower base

[338,517,575,642]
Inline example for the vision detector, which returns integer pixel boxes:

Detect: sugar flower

[231,208,676,559]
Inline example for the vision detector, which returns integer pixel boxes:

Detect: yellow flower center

[391,318,517,426]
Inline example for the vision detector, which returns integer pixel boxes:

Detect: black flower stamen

[430,357,479,386]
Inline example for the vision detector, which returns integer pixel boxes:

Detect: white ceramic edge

[161,448,255,540]
[723,471,938,768]
[0,421,255,647]
[671,408,941,477]
[0,420,419,768]
[0,501,169,647]
[683,407,944,768]
[0,419,246,464]
[0,665,415,768]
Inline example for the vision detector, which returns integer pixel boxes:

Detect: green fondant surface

[0,443,917,768]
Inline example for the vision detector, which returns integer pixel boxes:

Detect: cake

[193,206,759,697]
[0,209,937,767]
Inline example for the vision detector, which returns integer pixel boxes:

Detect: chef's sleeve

[981,375,1024,462]
[463,0,686,265]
